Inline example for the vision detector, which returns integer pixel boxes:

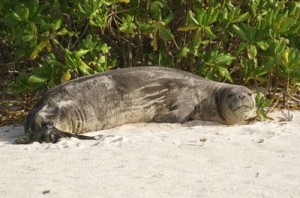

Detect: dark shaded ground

[0,89,40,126]
[0,69,41,126]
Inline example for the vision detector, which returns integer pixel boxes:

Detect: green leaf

[139,23,154,34]
[16,4,29,21]
[60,69,72,83]
[78,2,88,16]
[76,49,90,57]
[22,22,37,42]
[287,20,300,34]
[28,75,48,83]
[65,49,81,69]
[187,10,199,26]
[120,15,137,34]
[150,1,163,21]
[22,35,34,42]
[2,11,22,26]
[214,54,235,65]
[206,7,219,25]
[9,73,30,94]
[89,9,108,27]
[256,93,273,108]
[232,24,249,42]
[255,93,273,121]
[30,40,49,60]
[237,42,248,54]
[261,56,275,73]
[80,35,96,50]
[46,54,64,69]
[194,7,219,27]
[204,27,216,39]
[190,31,201,49]
[53,19,62,30]
[256,108,269,121]
[78,61,93,75]
[282,49,289,66]
[275,18,296,34]
[28,0,39,17]
[99,43,111,53]
[117,0,130,3]
[57,28,73,36]
[178,47,190,58]
[247,45,257,59]
[275,39,286,55]
[9,83,29,94]
[256,41,269,50]
[98,55,106,63]
[158,26,173,41]
[31,64,55,82]
[177,26,199,32]
[194,8,206,26]
[164,13,174,24]
[232,12,249,23]
[217,66,233,82]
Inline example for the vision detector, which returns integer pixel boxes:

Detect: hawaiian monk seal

[15,66,255,144]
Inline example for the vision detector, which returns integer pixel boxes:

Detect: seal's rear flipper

[58,130,104,141]
[48,127,103,142]
[14,126,103,144]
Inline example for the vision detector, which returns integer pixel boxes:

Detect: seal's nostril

[238,95,246,99]
[248,92,252,96]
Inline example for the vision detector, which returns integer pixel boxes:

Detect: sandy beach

[0,111,299,198]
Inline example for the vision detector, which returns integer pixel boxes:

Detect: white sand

[0,111,299,198]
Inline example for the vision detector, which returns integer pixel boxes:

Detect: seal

[15,66,255,144]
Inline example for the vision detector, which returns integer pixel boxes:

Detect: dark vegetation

[0,0,300,125]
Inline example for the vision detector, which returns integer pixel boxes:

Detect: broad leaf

[158,26,173,41]
[217,66,233,82]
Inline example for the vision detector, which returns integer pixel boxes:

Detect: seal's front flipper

[14,125,63,144]
[153,104,195,123]
[14,135,32,144]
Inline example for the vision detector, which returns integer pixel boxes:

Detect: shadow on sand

[184,120,224,127]
[0,125,24,144]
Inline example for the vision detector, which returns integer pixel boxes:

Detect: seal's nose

[238,92,252,99]
[238,94,246,99]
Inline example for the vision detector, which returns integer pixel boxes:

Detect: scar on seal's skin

[15,66,256,144]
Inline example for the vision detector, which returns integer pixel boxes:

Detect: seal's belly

[53,92,169,134]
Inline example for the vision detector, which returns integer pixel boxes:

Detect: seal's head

[217,85,256,125]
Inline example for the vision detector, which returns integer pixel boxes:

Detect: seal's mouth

[231,104,255,112]
[230,100,256,120]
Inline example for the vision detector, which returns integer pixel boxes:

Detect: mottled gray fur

[15,67,255,144]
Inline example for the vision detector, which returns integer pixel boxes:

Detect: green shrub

[1,0,300,110]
